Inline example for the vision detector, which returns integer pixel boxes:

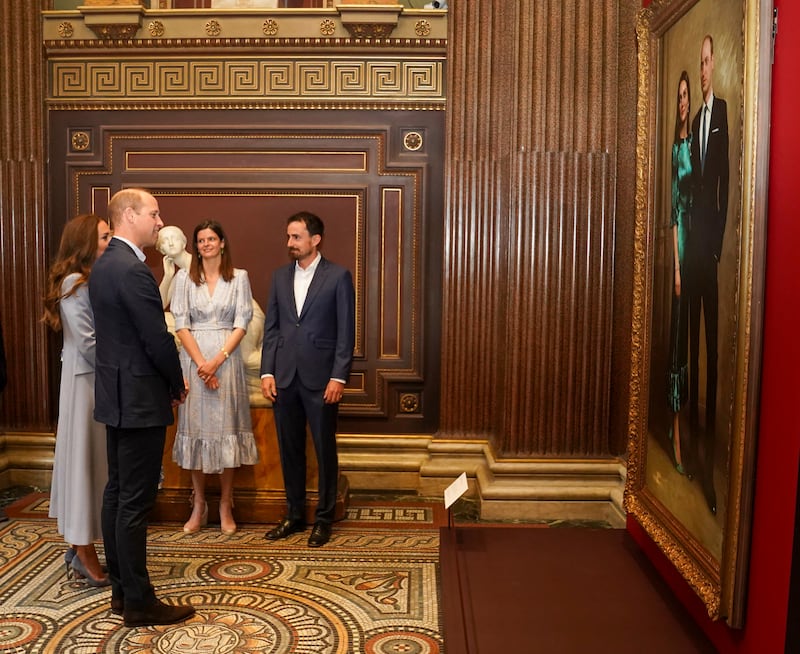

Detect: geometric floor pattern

[0,498,442,653]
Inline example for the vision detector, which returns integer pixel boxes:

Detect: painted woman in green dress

[667,71,693,475]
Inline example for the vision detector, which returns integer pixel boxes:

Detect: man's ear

[312,234,322,248]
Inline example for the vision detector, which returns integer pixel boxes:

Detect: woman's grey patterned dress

[171,268,258,473]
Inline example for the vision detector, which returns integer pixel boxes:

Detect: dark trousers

[687,255,718,476]
[273,375,339,524]
[102,425,165,610]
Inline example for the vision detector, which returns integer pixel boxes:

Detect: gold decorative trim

[402,131,423,151]
[58,22,74,39]
[48,100,444,112]
[44,38,447,50]
[42,7,446,46]
[337,4,402,39]
[414,20,431,37]
[262,19,278,37]
[399,393,420,414]
[320,19,337,36]
[48,58,445,108]
[148,20,164,38]
[342,23,396,39]
[70,130,91,152]
[205,19,222,37]
[87,23,139,39]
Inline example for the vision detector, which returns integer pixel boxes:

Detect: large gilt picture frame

[623,0,772,626]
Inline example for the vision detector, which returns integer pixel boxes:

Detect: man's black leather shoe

[308,522,332,547]
[110,598,123,615]
[265,518,306,541]
[123,599,195,628]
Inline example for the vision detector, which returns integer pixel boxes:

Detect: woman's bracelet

[220,348,230,359]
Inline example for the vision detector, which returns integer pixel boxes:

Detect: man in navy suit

[90,188,195,627]
[260,211,355,547]
[687,35,729,516]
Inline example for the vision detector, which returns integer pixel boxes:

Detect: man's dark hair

[288,211,325,238]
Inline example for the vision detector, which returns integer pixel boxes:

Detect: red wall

[631,1,800,651]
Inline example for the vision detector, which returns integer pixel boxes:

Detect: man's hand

[172,383,189,407]
[323,380,345,404]
[261,376,276,401]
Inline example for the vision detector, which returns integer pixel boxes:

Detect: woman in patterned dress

[171,220,258,535]
[667,71,693,476]
[44,213,112,585]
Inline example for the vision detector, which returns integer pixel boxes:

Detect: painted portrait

[646,0,743,565]
[624,0,772,625]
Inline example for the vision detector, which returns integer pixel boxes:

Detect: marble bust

[156,225,193,310]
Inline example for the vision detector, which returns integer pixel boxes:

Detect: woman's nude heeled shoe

[220,500,237,536]
[183,496,208,534]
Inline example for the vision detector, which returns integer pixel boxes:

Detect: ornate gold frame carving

[623,0,772,626]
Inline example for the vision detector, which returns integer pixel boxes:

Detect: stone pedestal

[152,407,349,525]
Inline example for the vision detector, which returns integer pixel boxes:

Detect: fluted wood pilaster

[440,158,511,439]
[440,0,637,457]
[0,0,51,430]
[502,152,614,455]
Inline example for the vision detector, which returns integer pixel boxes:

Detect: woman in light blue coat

[43,214,111,586]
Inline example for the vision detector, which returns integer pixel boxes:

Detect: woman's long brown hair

[42,214,104,332]
[188,220,234,285]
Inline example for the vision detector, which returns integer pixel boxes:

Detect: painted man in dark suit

[260,211,355,548]
[90,188,195,627]
[687,35,729,515]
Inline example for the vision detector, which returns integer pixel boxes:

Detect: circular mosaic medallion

[0,617,45,650]
[111,589,352,654]
[365,630,441,654]
[125,611,279,653]
[209,558,273,582]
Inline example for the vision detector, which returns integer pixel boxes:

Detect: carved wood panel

[47,109,443,432]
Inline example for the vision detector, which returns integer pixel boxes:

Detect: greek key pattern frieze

[49,58,444,103]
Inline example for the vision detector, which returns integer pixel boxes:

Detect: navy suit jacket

[89,238,184,428]
[690,95,729,261]
[260,256,355,391]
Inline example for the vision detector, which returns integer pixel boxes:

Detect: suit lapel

[299,257,327,319]
[285,265,300,321]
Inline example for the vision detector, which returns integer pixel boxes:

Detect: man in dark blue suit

[260,211,355,547]
[90,188,195,627]
[687,35,729,516]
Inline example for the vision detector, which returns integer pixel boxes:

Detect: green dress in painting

[668,134,691,413]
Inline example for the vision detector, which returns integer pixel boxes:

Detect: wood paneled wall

[0,0,51,432]
[1,1,638,473]
[440,0,638,456]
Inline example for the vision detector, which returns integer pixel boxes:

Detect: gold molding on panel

[42,8,446,46]
[47,56,445,110]
[337,4,403,39]
[78,3,145,40]
[70,129,91,152]
[82,0,143,5]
